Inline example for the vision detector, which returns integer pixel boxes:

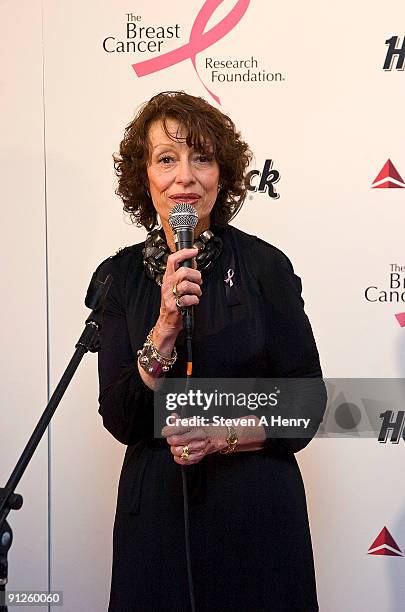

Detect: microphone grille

[168,203,199,231]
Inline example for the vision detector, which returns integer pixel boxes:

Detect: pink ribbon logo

[132,0,250,104]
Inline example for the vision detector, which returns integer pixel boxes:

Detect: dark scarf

[142,228,223,286]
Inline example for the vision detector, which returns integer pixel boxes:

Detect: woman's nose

[175,158,195,185]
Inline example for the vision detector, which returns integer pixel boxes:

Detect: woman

[90,91,325,611]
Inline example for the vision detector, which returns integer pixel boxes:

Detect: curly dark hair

[113,91,252,230]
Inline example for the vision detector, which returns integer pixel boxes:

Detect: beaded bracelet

[137,328,177,377]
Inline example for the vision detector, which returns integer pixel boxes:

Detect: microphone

[168,202,199,340]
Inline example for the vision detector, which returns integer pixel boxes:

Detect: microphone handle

[175,228,194,268]
[174,228,194,339]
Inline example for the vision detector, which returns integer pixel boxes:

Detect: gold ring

[180,445,190,461]
[172,283,179,298]
[175,297,184,311]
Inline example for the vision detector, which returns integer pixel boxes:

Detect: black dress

[90,225,325,612]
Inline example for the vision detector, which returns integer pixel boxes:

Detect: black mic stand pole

[0,275,112,611]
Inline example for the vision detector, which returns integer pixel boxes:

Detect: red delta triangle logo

[131,0,250,105]
[368,527,403,557]
[371,159,405,189]
[395,312,405,327]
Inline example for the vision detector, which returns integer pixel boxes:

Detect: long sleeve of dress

[250,238,327,453]
[87,251,154,445]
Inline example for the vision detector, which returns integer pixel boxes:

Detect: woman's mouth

[169,193,201,205]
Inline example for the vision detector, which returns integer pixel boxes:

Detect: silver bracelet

[137,328,177,377]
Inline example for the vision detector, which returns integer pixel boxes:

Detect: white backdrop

[1,0,48,600]
[1,0,405,610]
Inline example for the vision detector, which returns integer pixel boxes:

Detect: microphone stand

[0,275,112,611]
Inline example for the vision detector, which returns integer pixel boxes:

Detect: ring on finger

[175,297,185,312]
[180,444,190,461]
[172,283,179,298]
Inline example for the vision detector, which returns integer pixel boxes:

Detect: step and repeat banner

[1,0,405,610]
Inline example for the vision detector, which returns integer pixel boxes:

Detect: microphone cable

[168,202,198,612]
[181,331,196,612]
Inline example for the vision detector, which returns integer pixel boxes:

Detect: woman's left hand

[161,413,224,465]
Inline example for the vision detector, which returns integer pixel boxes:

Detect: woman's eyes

[158,156,175,164]
[157,154,213,165]
[195,154,213,163]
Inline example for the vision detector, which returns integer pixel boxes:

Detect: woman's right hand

[138,247,202,390]
[153,247,202,349]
